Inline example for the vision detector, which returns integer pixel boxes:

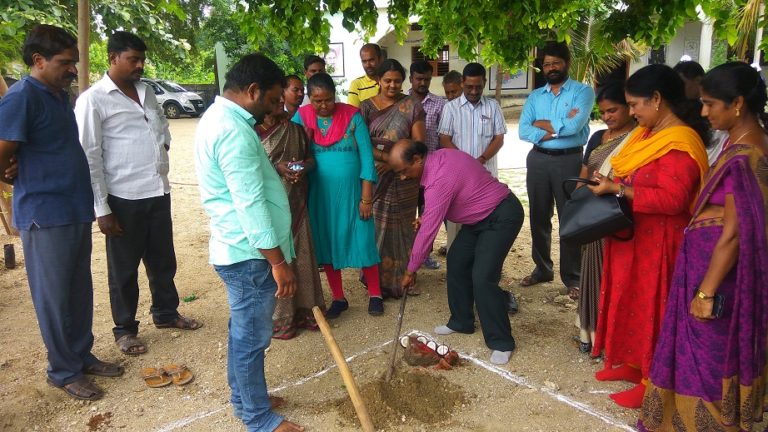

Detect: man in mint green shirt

[194,53,304,432]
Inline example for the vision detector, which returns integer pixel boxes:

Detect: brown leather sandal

[115,334,147,356]
[520,274,554,287]
[140,367,172,388]
[154,315,203,330]
[83,360,124,377]
[47,377,103,401]
[162,364,194,386]
[567,286,580,301]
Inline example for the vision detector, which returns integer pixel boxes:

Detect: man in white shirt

[75,31,201,356]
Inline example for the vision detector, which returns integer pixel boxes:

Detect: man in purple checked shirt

[392,139,524,365]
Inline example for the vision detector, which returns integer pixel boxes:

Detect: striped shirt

[437,94,506,177]
[518,78,594,149]
[407,149,511,272]
[347,75,379,107]
[409,90,446,152]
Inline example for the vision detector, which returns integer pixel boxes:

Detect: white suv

[141,78,206,119]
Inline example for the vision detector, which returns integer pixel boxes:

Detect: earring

[736,108,740,117]
[655,105,659,112]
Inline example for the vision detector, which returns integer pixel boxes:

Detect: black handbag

[559,177,633,245]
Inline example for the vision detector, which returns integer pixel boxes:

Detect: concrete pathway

[497,123,603,169]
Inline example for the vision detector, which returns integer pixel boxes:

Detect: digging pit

[334,367,467,429]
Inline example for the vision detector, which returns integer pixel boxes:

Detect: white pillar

[696,5,714,69]
[699,21,714,69]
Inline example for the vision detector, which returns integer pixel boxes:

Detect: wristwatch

[615,183,626,198]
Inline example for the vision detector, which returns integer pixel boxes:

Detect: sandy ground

[0,118,651,432]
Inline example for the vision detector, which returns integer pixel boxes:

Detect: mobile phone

[711,293,725,318]
[287,161,305,172]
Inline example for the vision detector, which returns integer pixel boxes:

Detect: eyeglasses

[542,60,565,68]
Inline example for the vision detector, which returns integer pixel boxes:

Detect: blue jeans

[214,259,283,431]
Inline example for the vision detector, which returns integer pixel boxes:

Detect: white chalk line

[270,338,393,393]
[157,330,633,431]
[156,408,226,432]
[155,339,392,431]
[409,330,635,432]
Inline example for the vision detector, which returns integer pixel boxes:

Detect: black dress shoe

[325,299,349,319]
[506,291,519,314]
[368,297,384,316]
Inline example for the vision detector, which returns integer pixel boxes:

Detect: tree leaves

[2,0,765,81]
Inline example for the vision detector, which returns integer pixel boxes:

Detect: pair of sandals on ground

[520,273,580,300]
[141,364,194,388]
[49,315,202,401]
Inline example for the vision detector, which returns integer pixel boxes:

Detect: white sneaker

[434,325,456,335]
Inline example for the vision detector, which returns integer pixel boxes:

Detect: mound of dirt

[334,368,466,429]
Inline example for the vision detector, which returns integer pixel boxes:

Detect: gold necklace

[650,113,675,135]
[728,130,751,146]
[605,125,633,142]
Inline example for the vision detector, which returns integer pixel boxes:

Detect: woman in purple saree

[639,62,768,431]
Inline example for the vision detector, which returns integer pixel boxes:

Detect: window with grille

[411,46,450,76]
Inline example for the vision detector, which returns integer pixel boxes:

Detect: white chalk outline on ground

[155,339,393,432]
[409,330,634,431]
[156,330,633,432]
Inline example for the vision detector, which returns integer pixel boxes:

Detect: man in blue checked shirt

[518,41,595,298]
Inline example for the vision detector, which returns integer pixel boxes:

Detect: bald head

[390,139,428,181]
[390,139,411,163]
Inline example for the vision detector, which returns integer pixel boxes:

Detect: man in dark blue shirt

[0,24,123,401]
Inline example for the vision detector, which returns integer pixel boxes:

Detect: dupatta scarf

[297,103,358,147]
[611,126,709,181]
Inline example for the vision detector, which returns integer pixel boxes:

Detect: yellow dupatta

[610,126,709,181]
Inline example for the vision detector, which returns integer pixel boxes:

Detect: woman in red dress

[587,64,710,409]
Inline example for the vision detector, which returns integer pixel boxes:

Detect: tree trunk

[0,183,17,236]
[494,64,503,103]
[77,0,90,94]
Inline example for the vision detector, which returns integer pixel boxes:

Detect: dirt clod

[87,412,112,431]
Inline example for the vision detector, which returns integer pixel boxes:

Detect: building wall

[327,9,533,102]
[629,21,711,75]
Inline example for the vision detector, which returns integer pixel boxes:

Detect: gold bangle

[361,198,373,205]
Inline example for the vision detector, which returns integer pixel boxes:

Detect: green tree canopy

[2,0,765,79]
[1,0,196,75]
